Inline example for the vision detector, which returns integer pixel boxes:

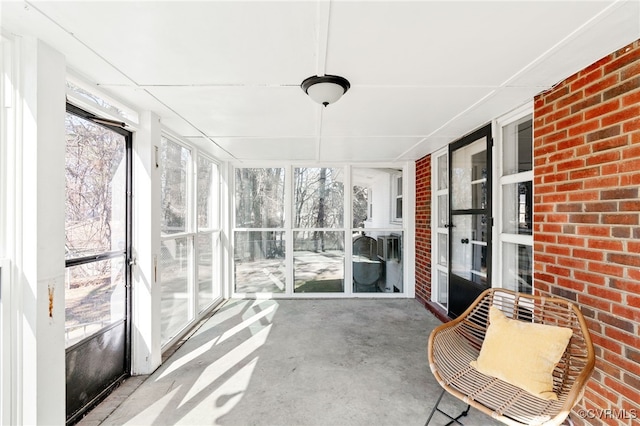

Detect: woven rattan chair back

[426,288,595,426]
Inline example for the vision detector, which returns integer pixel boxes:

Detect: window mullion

[344,165,352,296]
[500,170,533,186]
[189,151,197,321]
[285,165,294,295]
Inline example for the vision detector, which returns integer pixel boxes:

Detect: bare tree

[65,113,125,260]
[235,168,285,260]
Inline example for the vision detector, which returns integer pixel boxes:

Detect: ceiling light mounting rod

[301,74,350,107]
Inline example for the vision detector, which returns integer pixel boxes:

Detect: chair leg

[425,389,447,425]
[425,389,471,426]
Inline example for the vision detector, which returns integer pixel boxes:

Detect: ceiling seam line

[142,89,239,161]
[395,0,628,162]
[24,1,141,88]
[22,0,237,159]
[496,0,625,88]
[322,0,331,75]
[316,107,324,161]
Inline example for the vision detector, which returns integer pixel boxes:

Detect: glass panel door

[448,125,492,318]
[450,213,488,284]
[64,104,131,423]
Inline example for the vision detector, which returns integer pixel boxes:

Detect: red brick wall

[533,39,640,425]
[415,155,432,305]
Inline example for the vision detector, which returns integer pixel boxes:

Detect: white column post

[131,111,162,374]
[405,160,416,298]
[220,162,232,300]
[19,37,66,425]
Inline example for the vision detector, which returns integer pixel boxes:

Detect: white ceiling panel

[396,86,541,160]
[2,0,638,163]
[1,1,134,85]
[326,1,614,86]
[321,86,493,137]
[98,85,186,121]
[508,0,640,88]
[394,136,456,161]
[146,86,317,137]
[28,1,319,85]
[319,137,424,162]
[182,137,238,161]
[213,137,318,161]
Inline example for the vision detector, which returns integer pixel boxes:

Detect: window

[352,168,404,293]
[160,136,193,344]
[352,184,370,227]
[432,148,449,308]
[293,167,344,293]
[66,77,138,124]
[233,165,406,296]
[159,138,222,345]
[391,173,403,222]
[64,108,129,348]
[234,168,286,294]
[196,156,220,312]
[497,112,533,294]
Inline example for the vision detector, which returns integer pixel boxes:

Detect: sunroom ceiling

[2,1,639,162]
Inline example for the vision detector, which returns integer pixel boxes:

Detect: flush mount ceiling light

[301,75,350,107]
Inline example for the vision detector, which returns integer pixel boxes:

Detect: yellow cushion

[470,306,573,400]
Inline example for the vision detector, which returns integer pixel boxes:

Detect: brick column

[415,155,432,305]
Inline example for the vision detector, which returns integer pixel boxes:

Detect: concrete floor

[78,299,500,426]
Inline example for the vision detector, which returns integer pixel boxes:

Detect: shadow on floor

[78,299,500,426]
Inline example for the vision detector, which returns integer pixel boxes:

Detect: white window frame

[158,134,223,350]
[194,152,222,314]
[431,147,449,309]
[493,103,534,293]
[230,162,413,299]
[159,135,195,347]
[391,173,403,223]
[66,72,139,125]
[1,33,17,426]
[0,259,10,426]
[367,187,373,222]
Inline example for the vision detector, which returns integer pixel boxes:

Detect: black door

[448,125,492,318]
[64,104,132,424]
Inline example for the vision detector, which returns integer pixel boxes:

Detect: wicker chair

[426,288,595,426]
